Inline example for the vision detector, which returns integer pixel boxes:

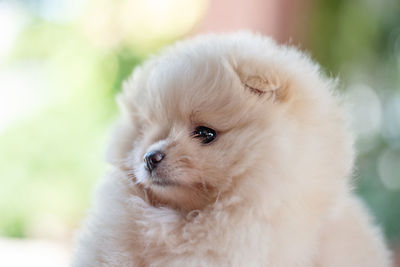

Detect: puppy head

[108,32,354,212]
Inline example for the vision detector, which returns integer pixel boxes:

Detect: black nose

[144,150,165,172]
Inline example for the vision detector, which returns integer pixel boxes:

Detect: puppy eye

[192,126,217,144]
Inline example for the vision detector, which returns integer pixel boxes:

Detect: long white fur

[72,32,392,267]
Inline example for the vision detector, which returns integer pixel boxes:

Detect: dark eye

[192,126,217,144]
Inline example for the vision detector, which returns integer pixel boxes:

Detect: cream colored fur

[72,32,391,267]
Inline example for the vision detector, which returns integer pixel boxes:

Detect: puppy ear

[238,72,290,102]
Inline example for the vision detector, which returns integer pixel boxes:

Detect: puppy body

[73,33,391,266]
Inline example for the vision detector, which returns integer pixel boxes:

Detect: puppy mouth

[146,169,177,187]
[150,176,176,186]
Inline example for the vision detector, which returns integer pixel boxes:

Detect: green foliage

[0,18,149,237]
[309,0,400,244]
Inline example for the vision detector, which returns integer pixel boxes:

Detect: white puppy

[72,32,391,267]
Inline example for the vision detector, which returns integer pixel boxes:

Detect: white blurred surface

[0,238,70,267]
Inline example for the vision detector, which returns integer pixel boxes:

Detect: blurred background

[0,0,399,266]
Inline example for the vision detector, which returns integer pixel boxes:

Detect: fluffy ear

[238,71,290,102]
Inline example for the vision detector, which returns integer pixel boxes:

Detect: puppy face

[111,33,353,212]
[125,57,270,211]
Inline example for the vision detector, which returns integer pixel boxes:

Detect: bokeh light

[346,84,382,137]
[382,94,400,147]
[378,148,400,191]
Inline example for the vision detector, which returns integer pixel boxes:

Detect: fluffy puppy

[73,32,391,267]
